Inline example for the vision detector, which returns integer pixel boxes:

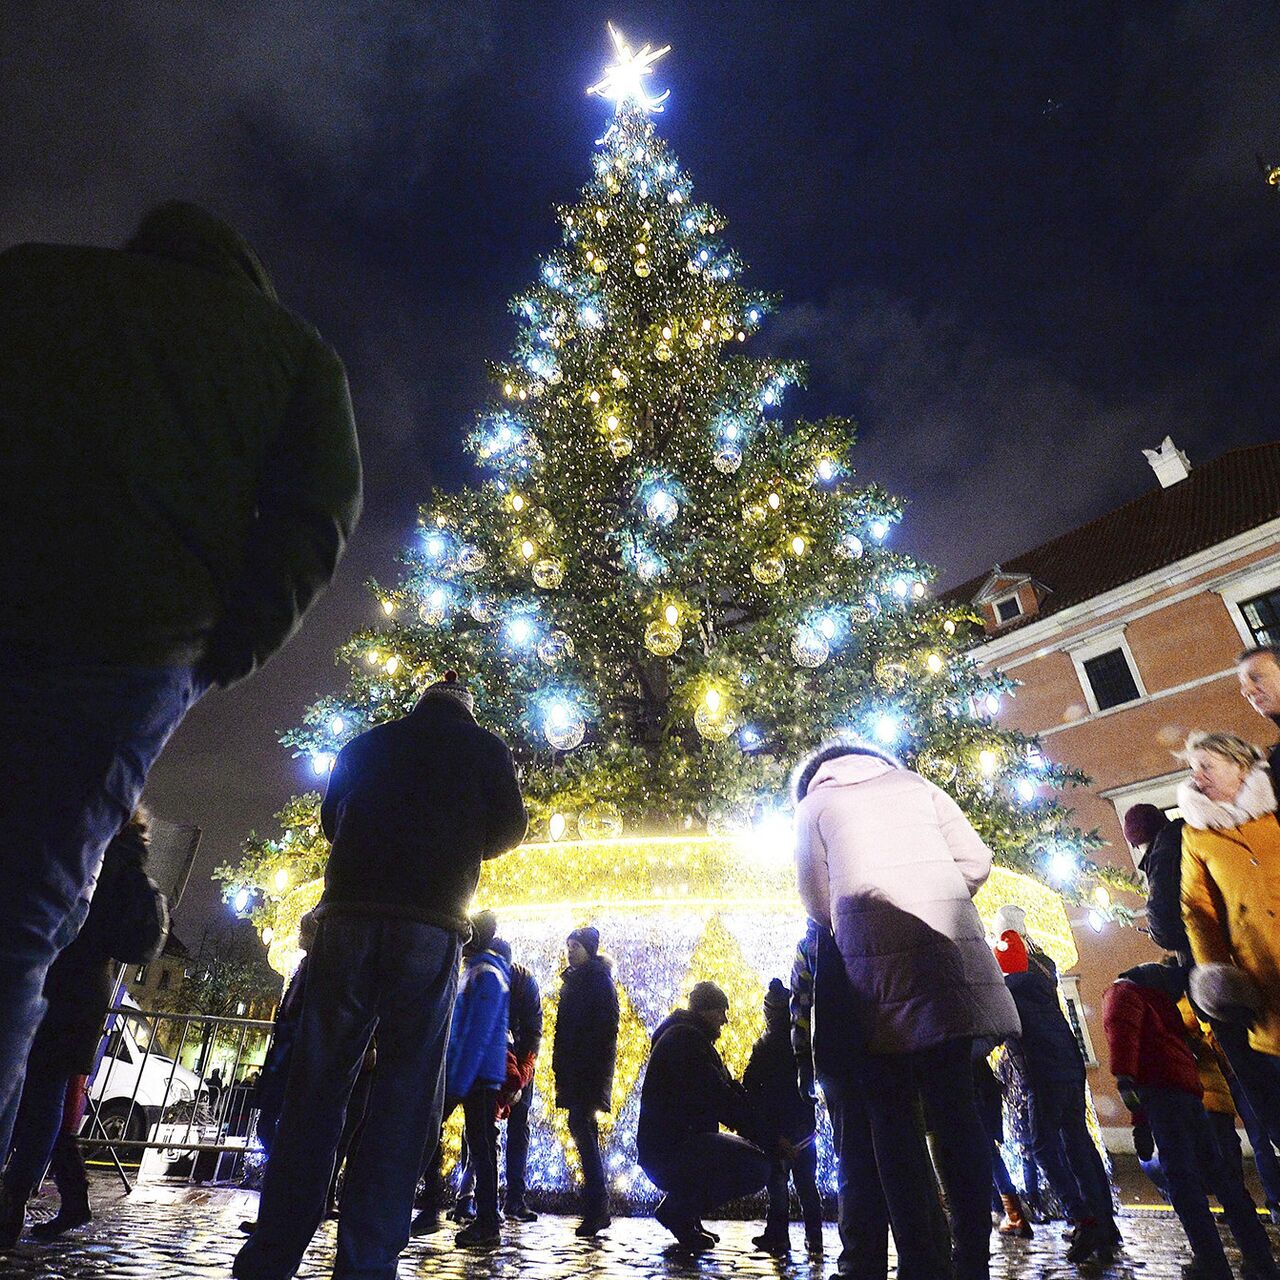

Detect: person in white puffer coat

[793,740,1020,1280]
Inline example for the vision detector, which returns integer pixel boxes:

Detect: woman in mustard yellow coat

[1179,730,1280,1154]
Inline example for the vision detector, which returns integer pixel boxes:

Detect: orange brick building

[948,439,1280,1146]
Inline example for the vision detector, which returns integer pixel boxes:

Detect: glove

[1133,1121,1155,1162]
[516,1051,537,1091]
[495,1051,523,1118]
[1116,1076,1142,1114]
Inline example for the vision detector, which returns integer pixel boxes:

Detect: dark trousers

[566,1103,607,1216]
[764,1137,822,1240]
[504,1084,532,1211]
[1026,1077,1111,1224]
[820,1070,891,1280]
[990,1140,1017,1198]
[233,917,459,1280]
[1141,1086,1274,1272]
[643,1131,771,1225]
[858,1039,991,1280]
[0,660,202,1157]
[463,1089,499,1226]
[1215,1021,1280,1203]
[3,1061,73,1203]
[328,1066,374,1210]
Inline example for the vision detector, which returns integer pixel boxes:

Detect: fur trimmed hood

[1177,763,1276,831]
[791,739,901,804]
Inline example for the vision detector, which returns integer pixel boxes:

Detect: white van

[85,1000,205,1153]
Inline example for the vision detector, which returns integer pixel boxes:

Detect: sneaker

[409,1209,442,1237]
[752,1230,790,1255]
[655,1197,712,1249]
[575,1212,611,1237]
[504,1204,538,1223]
[696,1223,720,1242]
[455,1220,501,1249]
[29,1205,93,1242]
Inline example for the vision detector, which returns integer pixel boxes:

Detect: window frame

[1100,770,1185,870]
[1216,561,1280,648]
[1067,628,1147,715]
[993,593,1023,625]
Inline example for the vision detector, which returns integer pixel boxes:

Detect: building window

[994,594,1022,624]
[1060,976,1099,1066]
[1240,587,1280,647]
[1081,648,1141,711]
[134,965,148,985]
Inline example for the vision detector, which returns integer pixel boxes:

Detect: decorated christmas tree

[221,27,1118,1200]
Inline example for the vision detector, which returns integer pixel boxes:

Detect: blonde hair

[1181,731,1265,770]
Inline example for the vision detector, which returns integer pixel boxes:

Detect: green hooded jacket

[0,201,362,684]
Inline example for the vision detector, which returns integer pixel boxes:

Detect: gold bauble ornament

[633,258,651,278]
[874,657,909,690]
[532,558,564,590]
[918,752,958,784]
[791,626,830,668]
[685,331,702,350]
[751,557,785,585]
[591,257,608,274]
[654,341,673,362]
[608,435,634,459]
[694,703,736,740]
[644,620,682,657]
[713,445,742,474]
[536,630,574,666]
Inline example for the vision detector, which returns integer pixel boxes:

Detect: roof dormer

[971,566,1046,635]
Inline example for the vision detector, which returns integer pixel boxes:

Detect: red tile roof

[944,443,1280,626]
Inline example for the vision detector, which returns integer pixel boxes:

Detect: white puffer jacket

[794,749,1020,1055]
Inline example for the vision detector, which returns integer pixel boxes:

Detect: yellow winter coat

[1180,765,1280,1058]
[1177,996,1234,1115]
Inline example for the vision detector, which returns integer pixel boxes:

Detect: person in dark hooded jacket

[638,982,770,1250]
[742,978,822,1255]
[997,928,1118,1264]
[235,673,525,1280]
[1123,804,1189,960]
[1,813,155,1248]
[552,926,618,1236]
[0,201,363,1164]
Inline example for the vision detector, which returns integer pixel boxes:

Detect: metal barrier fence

[80,1004,276,1190]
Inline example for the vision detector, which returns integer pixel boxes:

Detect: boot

[752,1228,790,1255]
[0,1186,24,1251]
[998,1193,1033,1239]
[29,1203,93,1242]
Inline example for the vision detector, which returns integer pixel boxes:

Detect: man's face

[696,1005,728,1041]
[566,939,588,969]
[1239,653,1280,719]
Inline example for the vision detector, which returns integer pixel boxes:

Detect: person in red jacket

[1103,962,1277,1280]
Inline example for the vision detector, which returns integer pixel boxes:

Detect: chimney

[1142,436,1192,488]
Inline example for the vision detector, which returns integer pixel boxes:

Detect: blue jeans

[233,916,459,1280]
[0,659,201,1157]
[1141,1086,1274,1271]
[2,1062,72,1203]
[820,1070,891,1280]
[1214,1020,1280,1202]
[1026,1077,1112,1224]
[503,1084,533,1211]
[857,1039,990,1280]
[642,1131,770,1224]
[566,1103,608,1216]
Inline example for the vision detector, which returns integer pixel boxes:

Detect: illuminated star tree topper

[586,23,672,114]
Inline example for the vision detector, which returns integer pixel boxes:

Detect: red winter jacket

[1102,980,1202,1097]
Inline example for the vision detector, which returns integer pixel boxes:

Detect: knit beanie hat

[567,926,600,957]
[994,929,1029,975]
[1122,803,1168,848]
[1189,962,1265,1026]
[992,904,1027,940]
[417,669,475,714]
[689,980,730,1014]
[763,977,789,1015]
[467,909,498,952]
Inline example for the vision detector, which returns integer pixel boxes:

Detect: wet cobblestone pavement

[2,1180,1247,1278]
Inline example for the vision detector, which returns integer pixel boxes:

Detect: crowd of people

[5,202,1280,1280]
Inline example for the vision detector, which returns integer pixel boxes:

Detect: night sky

[5,3,1279,939]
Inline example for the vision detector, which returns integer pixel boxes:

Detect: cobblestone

[1,1179,1254,1278]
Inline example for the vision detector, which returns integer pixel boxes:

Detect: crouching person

[638,982,770,1250]
[1104,962,1277,1280]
